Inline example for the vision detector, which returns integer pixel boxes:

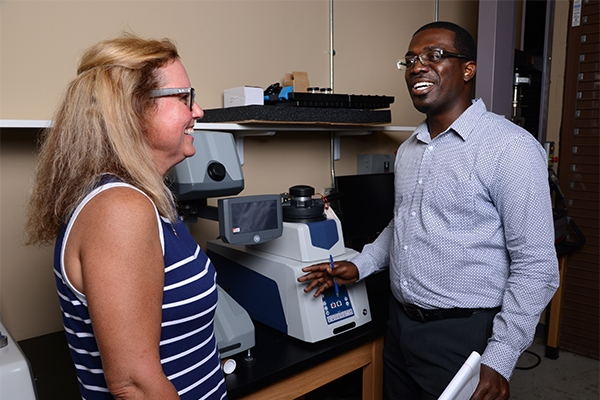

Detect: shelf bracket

[333,130,372,161]
[232,131,276,165]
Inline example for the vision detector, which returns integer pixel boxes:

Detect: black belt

[401,303,500,322]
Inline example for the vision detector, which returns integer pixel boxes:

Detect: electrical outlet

[357,154,395,174]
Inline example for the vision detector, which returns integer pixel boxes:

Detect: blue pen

[329,254,339,295]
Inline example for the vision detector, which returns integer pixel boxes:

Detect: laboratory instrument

[0,315,38,400]
[171,132,371,347]
[207,185,371,343]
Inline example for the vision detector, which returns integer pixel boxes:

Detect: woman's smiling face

[145,59,204,175]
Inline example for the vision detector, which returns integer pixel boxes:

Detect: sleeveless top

[53,178,227,400]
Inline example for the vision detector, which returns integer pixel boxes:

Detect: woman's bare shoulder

[74,185,160,243]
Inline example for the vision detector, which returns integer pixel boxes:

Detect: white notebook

[438,351,481,400]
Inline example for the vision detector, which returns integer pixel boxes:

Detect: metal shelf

[0,120,415,164]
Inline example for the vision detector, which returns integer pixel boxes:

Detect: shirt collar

[413,98,487,144]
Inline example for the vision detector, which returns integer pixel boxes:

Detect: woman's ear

[463,61,476,82]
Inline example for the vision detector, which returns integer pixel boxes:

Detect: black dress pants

[383,297,498,400]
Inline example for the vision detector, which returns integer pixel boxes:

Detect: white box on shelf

[224,86,264,108]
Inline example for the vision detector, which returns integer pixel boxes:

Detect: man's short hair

[414,21,477,62]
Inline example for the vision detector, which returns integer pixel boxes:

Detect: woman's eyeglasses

[150,87,195,111]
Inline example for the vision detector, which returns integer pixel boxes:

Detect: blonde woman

[26,35,227,400]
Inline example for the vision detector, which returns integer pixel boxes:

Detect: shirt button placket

[405,143,431,296]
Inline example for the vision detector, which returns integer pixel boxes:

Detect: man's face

[404,28,471,116]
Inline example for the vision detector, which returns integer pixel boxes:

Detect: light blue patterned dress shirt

[351,98,559,380]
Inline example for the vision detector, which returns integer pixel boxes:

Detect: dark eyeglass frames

[150,87,195,111]
[397,50,468,71]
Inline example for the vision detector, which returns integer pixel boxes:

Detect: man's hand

[297,261,359,297]
[471,364,510,400]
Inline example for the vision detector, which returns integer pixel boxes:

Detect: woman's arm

[65,187,180,399]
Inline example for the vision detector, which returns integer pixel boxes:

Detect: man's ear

[463,61,476,82]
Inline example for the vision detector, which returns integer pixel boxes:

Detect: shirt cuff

[349,252,378,281]
[481,340,522,381]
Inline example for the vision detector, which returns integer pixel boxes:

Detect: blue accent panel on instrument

[208,250,287,334]
[308,219,339,250]
[321,285,354,325]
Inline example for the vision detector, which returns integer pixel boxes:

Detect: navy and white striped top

[54,179,227,399]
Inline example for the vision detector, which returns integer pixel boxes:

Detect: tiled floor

[511,337,599,400]
[19,332,599,399]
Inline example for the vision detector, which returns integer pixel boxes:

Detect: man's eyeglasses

[150,87,195,111]
[397,50,467,71]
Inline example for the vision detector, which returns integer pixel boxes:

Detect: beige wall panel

[1,1,331,119]
[1,1,479,124]
[1,130,64,339]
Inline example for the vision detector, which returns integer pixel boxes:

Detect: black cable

[515,350,542,370]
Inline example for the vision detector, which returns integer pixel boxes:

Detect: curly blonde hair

[26,34,181,246]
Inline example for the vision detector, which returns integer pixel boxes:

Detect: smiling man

[402,24,476,137]
[299,21,559,400]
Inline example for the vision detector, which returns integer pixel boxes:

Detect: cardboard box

[224,86,264,108]
[284,71,310,92]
